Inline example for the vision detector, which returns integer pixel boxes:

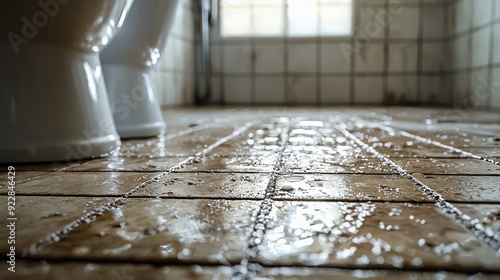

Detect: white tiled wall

[209,0,448,105]
[447,0,500,111]
[156,0,500,110]
[152,0,196,106]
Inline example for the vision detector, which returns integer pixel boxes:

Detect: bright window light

[220,0,353,37]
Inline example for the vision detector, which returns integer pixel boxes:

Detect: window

[220,0,353,37]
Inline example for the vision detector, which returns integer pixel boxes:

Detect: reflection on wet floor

[1,107,500,279]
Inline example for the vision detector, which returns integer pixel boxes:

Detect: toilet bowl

[100,0,180,139]
[0,0,134,163]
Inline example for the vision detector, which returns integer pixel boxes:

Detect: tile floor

[1,107,500,279]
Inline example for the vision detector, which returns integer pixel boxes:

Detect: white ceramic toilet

[100,0,180,139]
[0,0,134,163]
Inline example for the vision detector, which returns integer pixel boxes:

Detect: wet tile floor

[1,107,500,279]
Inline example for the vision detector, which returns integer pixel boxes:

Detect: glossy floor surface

[1,107,500,279]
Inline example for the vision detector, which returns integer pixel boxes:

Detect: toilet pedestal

[0,43,120,163]
[101,0,180,139]
[102,64,165,138]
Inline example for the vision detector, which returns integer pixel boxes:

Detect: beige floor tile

[2,171,269,199]
[121,127,239,157]
[208,125,286,156]
[285,145,375,159]
[253,201,500,272]
[135,173,269,199]
[0,197,111,254]
[415,175,500,202]
[274,174,428,202]
[4,161,84,172]
[401,132,500,148]
[0,171,47,194]
[457,204,500,233]
[1,172,156,196]
[351,125,500,148]
[35,199,259,264]
[283,155,394,174]
[176,155,278,172]
[258,267,500,279]
[0,261,233,280]
[66,156,188,172]
[2,107,500,277]
[394,159,500,175]
[373,147,500,158]
[4,262,499,280]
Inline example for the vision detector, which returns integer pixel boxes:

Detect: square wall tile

[210,44,222,73]
[422,43,444,72]
[288,43,317,73]
[223,44,252,73]
[224,76,252,104]
[172,39,188,72]
[357,4,386,39]
[160,36,177,70]
[163,72,183,105]
[447,4,456,37]
[494,24,500,63]
[388,43,418,72]
[455,0,472,34]
[320,43,351,73]
[180,74,195,104]
[209,77,221,104]
[389,6,419,39]
[452,35,469,70]
[492,67,500,108]
[255,44,284,73]
[442,74,454,105]
[423,6,445,39]
[387,76,418,104]
[287,76,317,105]
[452,72,470,104]
[354,76,384,104]
[420,75,443,104]
[473,0,493,28]
[320,76,350,104]
[354,43,384,72]
[497,0,500,20]
[255,77,285,104]
[471,28,491,67]
[469,69,491,108]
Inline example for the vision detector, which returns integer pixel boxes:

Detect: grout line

[234,122,291,280]
[356,117,500,166]
[25,122,255,256]
[250,1,256,105]
[382,0,390,104]
[416,0,424,103]
[220,31,226,104]
[487,0,496,110]
[13,256,500,274]
[8,193,500,205]
[316,0,322,105]
[9,170,500,176]
[348,0,358,105]
[465,0,473,103]
[283,0,289,105]
[336,124,500,253]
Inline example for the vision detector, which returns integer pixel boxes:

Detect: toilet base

[0,44,120,163]
[102,64,166,138]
